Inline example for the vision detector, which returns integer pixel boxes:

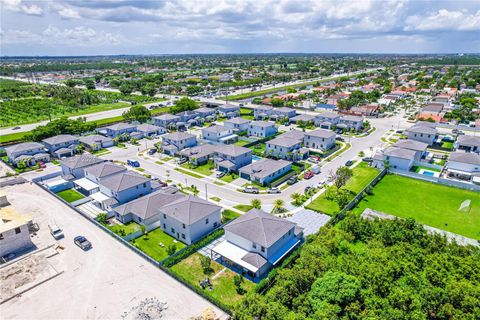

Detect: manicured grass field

[174,167,204,179]
[131,228,185,261]
[234,204,254,212]
[56,188,85,203]
[306,162,379,215]
[180,162,213,176]
[352,174,480,239]
[219,173,238,183]
[222,209,241,223]
[107,221,140,236]
[170,253,254,308]
[234,140,250,147]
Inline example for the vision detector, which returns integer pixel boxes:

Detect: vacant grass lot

[352,174,480,239]
[170,253,254,308]
[131,228,185,261]
[180,162,213,176]
[56,189,85,203]
[306,162,379,215]
[107,221,140,236]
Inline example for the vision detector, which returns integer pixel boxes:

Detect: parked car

[362,157,373,163]
[287,176,298,185]
[345,160,354,167]
[316,179,327,188]
[307,157,319,164]
[12,126,21,130]
[310,165,321,174]
[216,171,226,178]
[267,187,281,194]
[177,157,188,165]
[243,186,259,194]
[304,171,315,180]
[48,224,64,240]
[147,148,157,155]
[127,159,140,167]
[74,236,92,250]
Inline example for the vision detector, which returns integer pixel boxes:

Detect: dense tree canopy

[25,117,96,141]
[122,105,151,123]
[233,215,480,320]
[170,97,198,114]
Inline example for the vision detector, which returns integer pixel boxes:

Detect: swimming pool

[422,171,435,177]
[252,155,262,162]
[418,168,440,177]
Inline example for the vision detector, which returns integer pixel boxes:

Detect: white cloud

[57,7,81,19]
[405,9,480,31]
[2,0,43,15]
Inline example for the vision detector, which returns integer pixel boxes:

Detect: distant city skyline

[1,0,479,56]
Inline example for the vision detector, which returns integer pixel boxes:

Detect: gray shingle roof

[5,142,44,153]
[291,114,316,122]
[267,137,301,148]
[316,112,340,119]
[154,114,180,121]
[457,135,480,148]
[241,252,268,268]
[136,123,162,133]
[278,130,305,141]
[42,134,78,145]
[225,117,251,125]
[215,145,251,157]
[449,151,480,165]
[162,132,196,141]
[224,209,296,247]
[239,159,290,179]
[408,124,437,135]
[341,115,363,122]
[60,154,104,169]
[114,190,184,219]
[79,135,113,146]
[159,195,221,224]
[99,171,150,192]
[384,147,416,160]
[180,144,217,158]
[203,125,230,134]
[103,122,136,131]
[393,139,428,152]
[250,120,275,128]
[84,162,126,179]
[305,129,336,139]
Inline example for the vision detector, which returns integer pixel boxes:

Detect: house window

[205,218,209,224]
[253,243,256,249]
[171,228,175,233]
[214,222,218,228]
[163,214,166,219]
[0,233,3,240]
[182,233,186,239]
[15,227,21,234]
[182,223,186,229]
[143,183,146,188]
[261,246,265,252]
[163,224,166,229]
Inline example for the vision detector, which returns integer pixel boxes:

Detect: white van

[49,224,64,240]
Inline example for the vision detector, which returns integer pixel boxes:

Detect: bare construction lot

[0,183,226,319]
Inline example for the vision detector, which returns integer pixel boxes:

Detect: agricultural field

[352,174,480,239]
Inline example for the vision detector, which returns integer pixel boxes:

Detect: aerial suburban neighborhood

[0,1,479,319]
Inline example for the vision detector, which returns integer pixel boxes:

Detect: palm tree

[291,192,301,206]
[190,185,199,197]
[251,198,262,209]
[272,199,285,214]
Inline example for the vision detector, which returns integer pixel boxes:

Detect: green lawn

[175,167,204,179]
[234,204,254,212]
[234,140,250,147]
[131,228,186,261]
[222,209,241,223]
[107,221,140,236]
[306,162,379,215]
[411,165,441,173]
[56,189,85,203]
[0,131,29,145]
[181,162,213,176]
[170,253,254,308]
[220,173,238,183]
[352,174,480,239]
[441,141,454,150]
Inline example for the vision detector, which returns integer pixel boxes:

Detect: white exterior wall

[408,132,435,145]
[0,224,33,257]
[386,156,414,171]
[447,160,480,173]
[265,227,296,259]
[304,135,335,150]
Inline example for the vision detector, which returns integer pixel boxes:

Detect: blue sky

[1,0,479,56]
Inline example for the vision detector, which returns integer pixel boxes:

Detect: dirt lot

[0,183,226,319]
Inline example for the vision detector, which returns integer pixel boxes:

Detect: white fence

[391,169,480,191]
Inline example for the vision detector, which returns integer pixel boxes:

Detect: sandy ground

[0,183,226,320]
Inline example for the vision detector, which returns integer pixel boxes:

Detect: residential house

[224,117,251,132]
[212,209,303,279]
[392,140,428,162]
[247,121,277,138]
[176,111,198,123]
[195,107,216,121]
[96,171,152,210]
[100,123,137,138]
[304,129,336,151]
[161,132,197,155]
[74,162,127,195]
[380,147,416,171]
[202,125,237,144]
[159,195,222,245]
[446,152,480,183]
[180,144,217,165]
[0,204,34,257]
[290,114,316,124]
[4,142,50,167]
[214,145,252,172]
[272,107,296,120]
[338,115,363,132]
[277,130,305,142]
[42,134,79,158]
[253,105,273,120]
[218,104,240,118]
[455,135,480,154]
[136,123,166,138]
[266,137,308,161]
[114,190,184,226]
[79,135,114,151]
[153,114,181,128]
[60,154,105,180]
[314,112,341,129]
[239,159,291,186]
[407,123,437,145]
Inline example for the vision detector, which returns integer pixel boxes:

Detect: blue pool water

[422,171,435,177]
[252,155,262,162]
